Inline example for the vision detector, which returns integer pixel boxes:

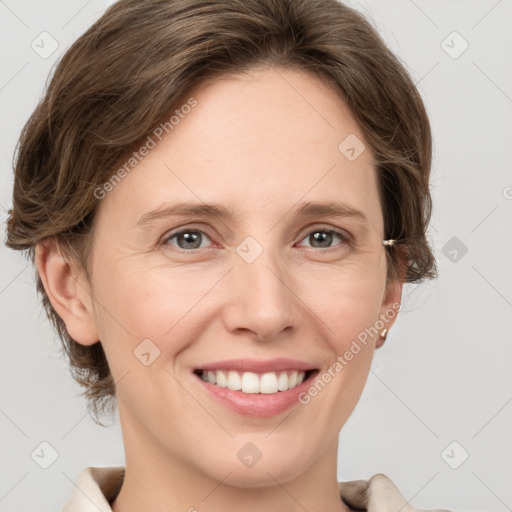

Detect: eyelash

[160,225,353,253]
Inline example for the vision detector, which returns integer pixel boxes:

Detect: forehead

[95,66,383,234]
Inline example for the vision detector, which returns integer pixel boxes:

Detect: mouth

[193,368,318,394]
[191,358,320,417]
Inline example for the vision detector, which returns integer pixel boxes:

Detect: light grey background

[1,1,511,511]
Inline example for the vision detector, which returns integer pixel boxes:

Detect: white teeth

[227,370,242,391]
[199,369,308,394]
[259,372,278,394]
[288,370,298,388]
[216,370,227,388]
[277,372,289,391]
[241,372,259,393]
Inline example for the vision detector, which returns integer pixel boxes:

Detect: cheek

[296,264,386,344]
[328,289,383,353]
[90,258,225,371]
[300,280,381,424]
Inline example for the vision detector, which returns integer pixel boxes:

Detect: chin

[195,443,314,489]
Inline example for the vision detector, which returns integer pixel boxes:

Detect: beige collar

[62,466,452,512]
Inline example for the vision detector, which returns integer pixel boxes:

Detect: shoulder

[338,473,454,512]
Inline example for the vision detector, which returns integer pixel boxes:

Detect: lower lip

[193,371,318,417]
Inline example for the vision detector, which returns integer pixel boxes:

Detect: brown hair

[4,0,436,425]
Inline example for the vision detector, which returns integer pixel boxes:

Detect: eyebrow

[135,200,368,227]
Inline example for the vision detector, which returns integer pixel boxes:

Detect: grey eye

[298,229,348,249]
[165,230,212,250]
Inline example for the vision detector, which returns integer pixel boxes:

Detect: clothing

[61,466,453,512]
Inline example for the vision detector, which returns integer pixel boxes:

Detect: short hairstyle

[4,0,437,425]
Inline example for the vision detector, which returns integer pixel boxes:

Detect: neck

[111,404,352,512]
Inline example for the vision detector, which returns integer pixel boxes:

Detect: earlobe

[35,239,99,346]
[375,274,403,349]
[375,328,388,349]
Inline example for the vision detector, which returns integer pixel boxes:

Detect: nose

[222,249,299,342]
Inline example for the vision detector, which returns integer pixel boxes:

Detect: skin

[36,66,403,512]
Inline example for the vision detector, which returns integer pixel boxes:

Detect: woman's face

[82,66,401,486]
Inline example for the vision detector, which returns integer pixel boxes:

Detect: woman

[5,0,451,510]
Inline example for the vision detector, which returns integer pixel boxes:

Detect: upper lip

[195,358,317,373]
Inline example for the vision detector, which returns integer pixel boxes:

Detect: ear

[35,239,99,346]
[375,266,404,349]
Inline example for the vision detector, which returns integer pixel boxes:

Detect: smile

[194,369,317,394]
[192,359,320,417]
